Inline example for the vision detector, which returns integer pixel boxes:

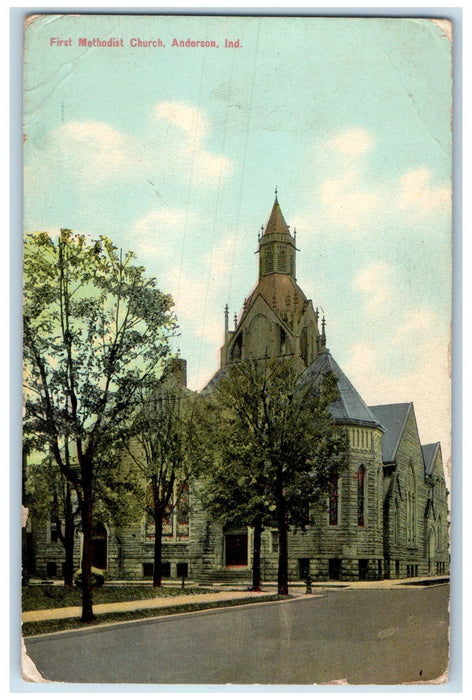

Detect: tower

[219,193,323,370]
[258,190,297,279]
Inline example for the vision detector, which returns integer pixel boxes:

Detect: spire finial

[224,304,229,335]
[233,312,237,330]
[320,315,327,350]
[274,185,278,202]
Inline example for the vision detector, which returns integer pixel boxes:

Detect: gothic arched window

[393,499,400,544]
[277,246,286,272]
[300,326,308,365]
[329,472,339,526]
[406,462,416,544]
[357,465,366,526]
[264,248,274,274]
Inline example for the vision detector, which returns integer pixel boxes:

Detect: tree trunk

[153,514,163,587]
[251,514,263,591]
[80,466,95,622]
[63,483,75,587]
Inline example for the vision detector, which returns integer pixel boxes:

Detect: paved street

[25,584,449,685]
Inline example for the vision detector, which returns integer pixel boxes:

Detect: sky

[23,14,452,474]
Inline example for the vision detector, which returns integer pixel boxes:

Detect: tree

[205,358,348,595]
[24,451,81,586]
[199,401,274,591]
[23,229,176,621]
[119,371,205,586]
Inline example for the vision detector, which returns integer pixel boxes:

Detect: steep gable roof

[303,350,384,428]
[368,403,412,463]
[422,442,441,476]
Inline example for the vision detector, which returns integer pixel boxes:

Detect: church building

[25,195,450,583]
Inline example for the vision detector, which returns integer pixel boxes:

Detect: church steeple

[258,191,297,279]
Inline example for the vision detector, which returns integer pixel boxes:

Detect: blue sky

[23,14,452,470]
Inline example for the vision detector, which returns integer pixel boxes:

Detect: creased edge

[21,637,51,683]
[431,19,453,42]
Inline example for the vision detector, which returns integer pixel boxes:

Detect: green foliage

[23,229,177,613]
[201,358,349,530]
[23,230,177,467]
[119,375,206,522]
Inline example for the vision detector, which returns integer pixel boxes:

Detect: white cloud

[354,261,395,316]
[153,102,207,143]
[320,170,379,230]
[344,300,451,482]
[25,102,232,192]
[348,335,451,484]
[392,308,439,345]
[130,209,195,258]
[396,168,451,219]
[296,131,450,238]
[325,128,374,161]
[205,233,238,280]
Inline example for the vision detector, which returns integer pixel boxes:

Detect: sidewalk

[22,575,448,624]
[22,588,283,623]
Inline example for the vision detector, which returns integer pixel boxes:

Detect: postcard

[21,13,452,686]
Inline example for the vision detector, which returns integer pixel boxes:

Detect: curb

[24,594,324,641]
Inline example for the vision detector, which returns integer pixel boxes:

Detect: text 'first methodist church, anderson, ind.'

[25,195,450,585]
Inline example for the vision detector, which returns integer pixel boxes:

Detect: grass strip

[23,594,287,637]
[22,585,213,611]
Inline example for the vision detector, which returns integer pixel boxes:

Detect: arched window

[300,326,308,365]
[357,465,366,526]
[393,499,400,544]
[277,246,286,272]
[406,462,416,544]
[329,473,339,526]
[264,248,273,274]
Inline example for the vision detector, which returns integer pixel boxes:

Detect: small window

[142,562,153,577]
[50,522,58,543]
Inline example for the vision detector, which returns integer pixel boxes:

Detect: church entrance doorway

[225,533,248,567]
[328,558,341,580]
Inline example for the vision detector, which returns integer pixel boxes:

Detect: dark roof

[303,350,384,429]
[200,368,225,396]
[368,403,412,463]
[422,442,440,476]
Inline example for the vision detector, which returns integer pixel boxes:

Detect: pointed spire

[320,315,327,350]
[233,312,237,330]
[274,185,278,202]
[263,195,291,237]
[224,304,229,335]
